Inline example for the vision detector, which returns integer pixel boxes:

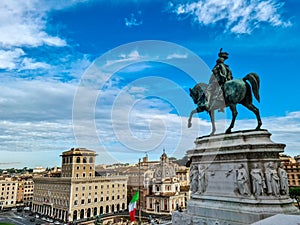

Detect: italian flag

[128,191,139,222]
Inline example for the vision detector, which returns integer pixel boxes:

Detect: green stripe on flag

[130,191,139,203]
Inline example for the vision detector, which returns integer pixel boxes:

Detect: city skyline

[0,0,300,169]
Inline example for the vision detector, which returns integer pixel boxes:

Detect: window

[88,199,91,203]
[94,198,97,202]
[112,196,114,200]
[76,157,80,163]
[95,186,98,189]
[89,157,93,163]
[77,166,79,170]
[74,200,78,205]
[75,187,78,191]
[83,157,87,163]
[82,187,85,191]
[106,196,109,201]
[81,199,84,204]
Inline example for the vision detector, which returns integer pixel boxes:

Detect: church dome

[153,150,176,179]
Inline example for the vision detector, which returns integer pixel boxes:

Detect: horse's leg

[188,109,198,128]
[209,110,216,135]
[242,103,262,130]
[226,104,238,134]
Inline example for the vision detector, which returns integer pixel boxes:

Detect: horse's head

[189,87,198,104]
[189,83,207,105]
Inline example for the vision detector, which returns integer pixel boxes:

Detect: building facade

[0,178,18,209]
[32,148,127,222]
[17,177,34,206]
[145,151,185,215]
[280,154,300,187]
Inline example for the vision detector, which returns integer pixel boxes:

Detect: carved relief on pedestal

[278,162,289,195]
[250,163,265,196]
[235,164,250,196]
[265,162,280,196]
[196,165,207,194]
[189,164,199,194]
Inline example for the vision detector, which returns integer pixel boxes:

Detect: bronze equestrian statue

[188,49,262,135]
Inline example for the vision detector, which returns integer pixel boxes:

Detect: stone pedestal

[172,130,299,225]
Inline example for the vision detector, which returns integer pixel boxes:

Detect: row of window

[75,173,93,178]
[1,192,15,196]
[74,195,125,205]
[72,203,126,220]
[63,156,94,164]
[75,166,93,170]
[0,201,15,205]
[0,194,15,199]
[1,183,17,186]
[74,183,125,191]
[1,187,15,191]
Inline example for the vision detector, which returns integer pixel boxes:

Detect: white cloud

[166,53,188,59]
[20,58,51,70]
[0,48,24,70]
[0,0,88,72]
[170,0,291,34]
[0,78,76,121]
[0,1,66,48]
[125,11,143,27]
[105,50,146,67]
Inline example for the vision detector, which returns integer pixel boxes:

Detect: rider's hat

[218,48,229,59]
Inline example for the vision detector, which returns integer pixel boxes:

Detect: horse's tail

[243,73,260,102]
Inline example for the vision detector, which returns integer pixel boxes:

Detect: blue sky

[0,0,299,169]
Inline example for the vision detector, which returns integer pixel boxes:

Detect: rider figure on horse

[205,48,233,112]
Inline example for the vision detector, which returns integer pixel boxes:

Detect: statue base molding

[172,130,299,225]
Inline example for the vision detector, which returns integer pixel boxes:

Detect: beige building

[0,178,18,209]
[280,154,300,187]
[17,177,34,206]
[32,148,127,223]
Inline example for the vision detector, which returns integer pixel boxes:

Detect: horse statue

[188,72,262,135]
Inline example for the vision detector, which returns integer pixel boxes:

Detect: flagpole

[138,158,141,225]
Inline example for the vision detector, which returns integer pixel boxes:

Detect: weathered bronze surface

[188,49,262,135]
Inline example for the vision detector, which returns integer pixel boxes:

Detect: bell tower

[61,148,97,178]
